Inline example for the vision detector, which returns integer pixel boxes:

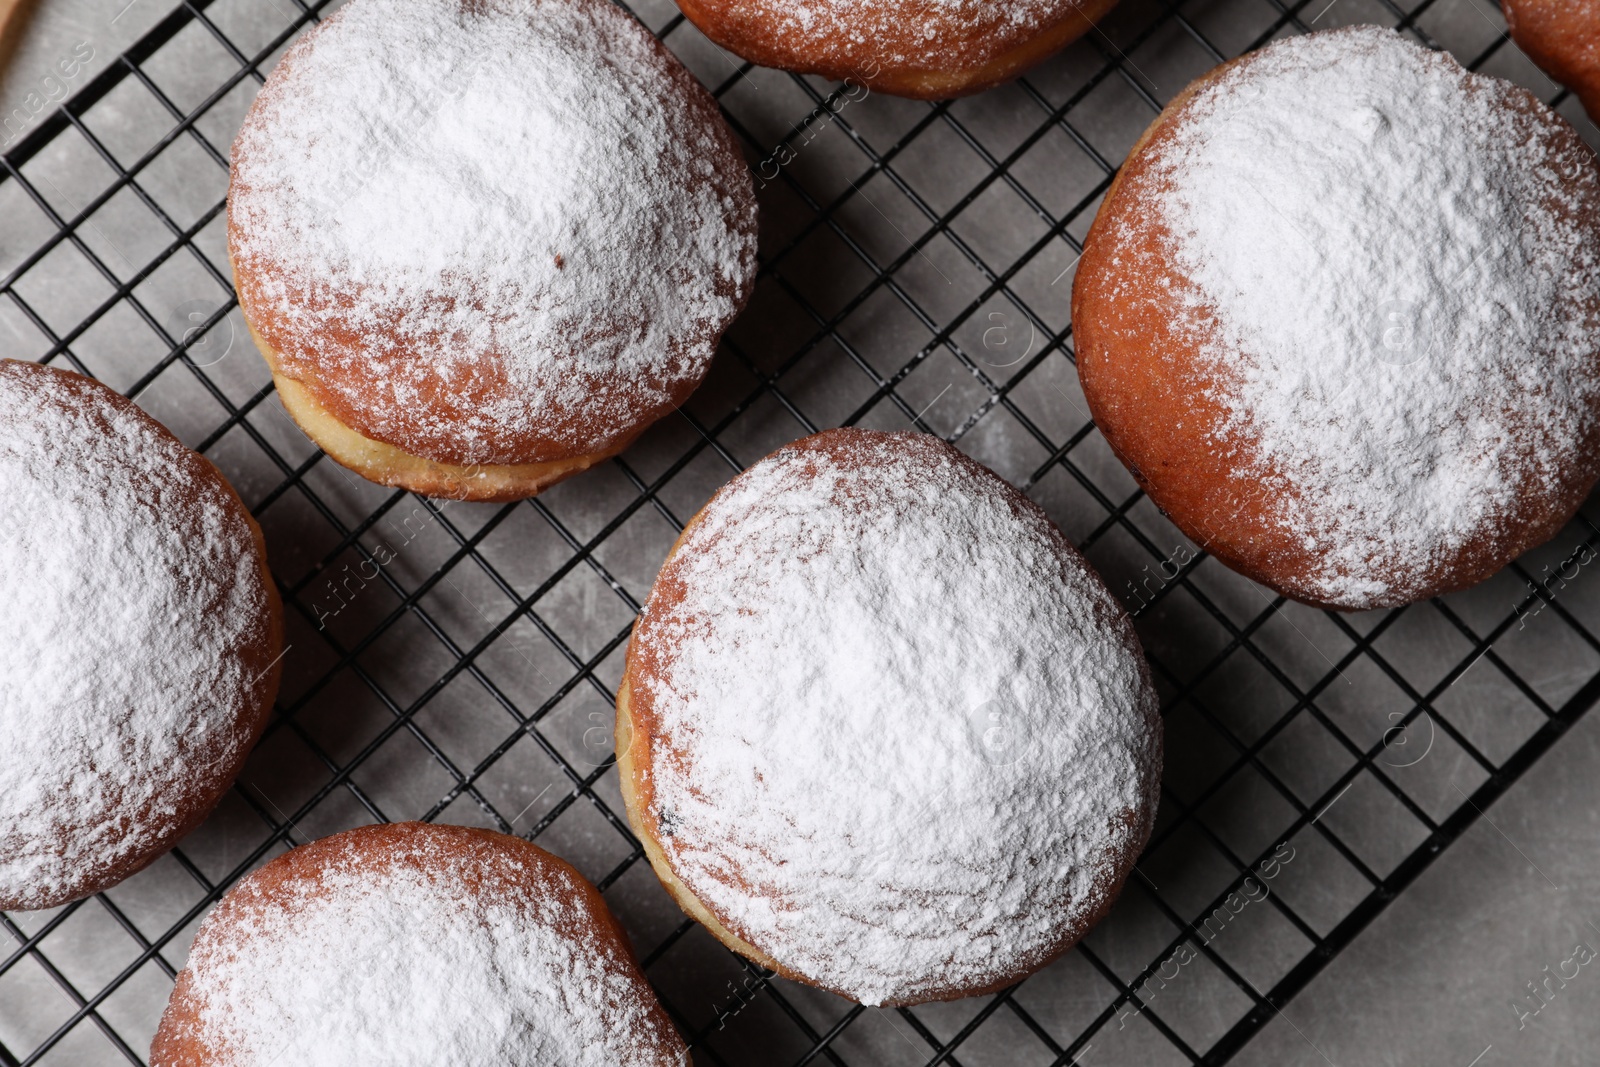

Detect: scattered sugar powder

[0,363,272,909]
[630,431,1162,1005]
[1147,26,1600,607]
[169,831,683,1066]
[725,0,1067,72]
[228,0,757,465]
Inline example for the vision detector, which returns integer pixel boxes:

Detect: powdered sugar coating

[628,430,1162,1005]
[0,362,275,910]
[1148,27,1600,606]
[159,824,685,1066]
[229,0,757,466]
[698,0,1075,75]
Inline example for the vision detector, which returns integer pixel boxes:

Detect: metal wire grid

[1,0,1598,1062]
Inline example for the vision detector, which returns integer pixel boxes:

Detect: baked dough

[228,0,758,501]
[674,0,1123,98]
[0,359,282,910]
[618,428,1162,1005]
[1504,0,1600,123]
[150,822,687,1066]
[1072,26,1600,609]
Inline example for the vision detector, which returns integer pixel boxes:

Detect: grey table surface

[2,0,1599,1063]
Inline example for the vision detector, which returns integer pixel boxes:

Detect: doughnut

[617,428,1162,1005]
[150,822,687,1066]
[675,0,1122,99]
[1072,26,1600,611]
[1504,0,1600,123]
[228,0,758,503]
[0,360,282,911]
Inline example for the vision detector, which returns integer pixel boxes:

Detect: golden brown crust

[619,673,1142,1004]
[1505,0,1600,122]
[615,675,790,979]
[227,0,757,485]
[615,491,798,983]
[0,0,36,78]
[0,360,282,910]
[676,0,1122,99]
[247,317,638,503]
[151,822,686,1066]
[616,428,1155,1005]
[1071,46,1600,610]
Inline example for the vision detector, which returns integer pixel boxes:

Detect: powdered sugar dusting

[169,826,684,1066]
[631,430,1161,1005]
[229,0,757,465]
[0,362,273,909]
[1151,26,1600,607]
[725,0,1067,73]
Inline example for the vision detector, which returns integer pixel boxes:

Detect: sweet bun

[150,822,687,1066]
[1504,0,1600,122]
[228,0,758,502]
[617,428,1162,1006]
[674,0,1121,99]
[1072,26,1600,611]
[0,359,282,911]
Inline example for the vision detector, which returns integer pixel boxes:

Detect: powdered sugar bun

[228,0,759,502]
[151,822,687,1066]
[1504,0,1600,123]
[675,0,1121,99]
[1073,26,1600,611]
[618,428,1162,1006]
[0,360,282,911]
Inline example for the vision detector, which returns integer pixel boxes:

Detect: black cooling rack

[4,0,1600,1062]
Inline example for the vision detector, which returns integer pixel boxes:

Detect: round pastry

[228,0,758,503]
[1072,26,1600,611]
[676,0,1121,99]
[151,822,686,1066]
[617,428,1162,1006]
[1504,0,1600,123]
[0,359,282,911]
